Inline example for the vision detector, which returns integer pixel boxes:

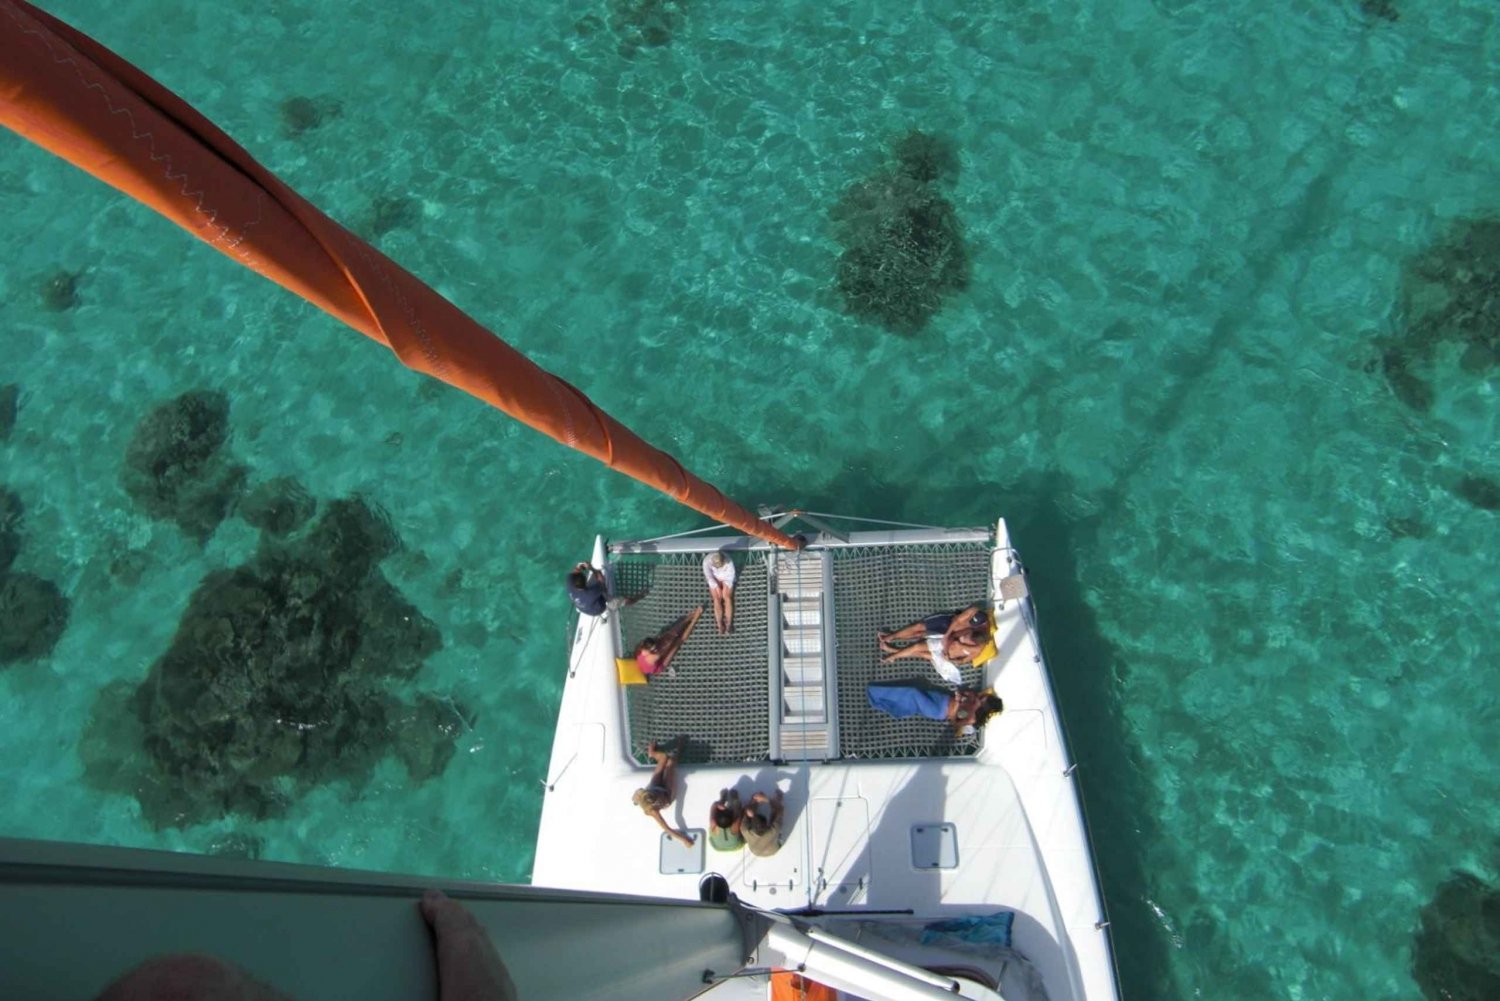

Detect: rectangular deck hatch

[660,831,705,875]
[911,822,959,870]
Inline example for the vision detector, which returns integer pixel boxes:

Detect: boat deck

[613,538,993,765]
[536,519,1121,1001]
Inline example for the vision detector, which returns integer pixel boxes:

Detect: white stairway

[775,552,833,759]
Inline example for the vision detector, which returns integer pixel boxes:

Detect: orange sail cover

[0,0,799,549]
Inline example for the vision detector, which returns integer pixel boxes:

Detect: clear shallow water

[2,0,1499,997]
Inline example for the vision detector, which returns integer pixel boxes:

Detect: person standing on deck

[703,551,737,634]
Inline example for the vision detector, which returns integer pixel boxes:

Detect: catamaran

[535,513,1119,1000]
[0,3,1120,998]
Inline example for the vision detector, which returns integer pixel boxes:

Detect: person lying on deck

[866,684,1005,737]
[708,788,745,851]
[634,606,704,677]
[632,740,694,847]
[876,605,994,684]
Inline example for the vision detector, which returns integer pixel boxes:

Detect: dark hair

[711,804,737,829]
[744,813,769,835]
[568,569,588,588]
[639,636,659,653]
[973,694,1005,728]
[971,608,989,629]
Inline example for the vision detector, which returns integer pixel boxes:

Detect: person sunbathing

[877,605,993,683]
[866,684,1004,737]
[631,740,694,847]
[634,606,704,677]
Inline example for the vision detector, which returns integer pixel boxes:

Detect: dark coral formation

[279,96,342,138]
[607,0,687,57]
[365,195,421,239]
[830,131,970,335]
[41,269,83,311]
[121,390,248,543]
[1359,0,1399,22]
[1382,217,1500,412]
[0,487,70,665]
[893,131,961,186]
[1453,474,1500,512]
[206,832,265,860]
[0,574,70,664]
[0,486,20,574]
[1412,869,1500,1001]
[84,496,452,828]
[239,477,316,536]
[0,383,18,440]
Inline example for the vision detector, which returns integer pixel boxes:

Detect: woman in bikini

[631,740,694,847]
[876,605,992,683]
[634,606,704,677]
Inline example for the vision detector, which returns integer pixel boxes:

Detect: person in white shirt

[702,551,737,634]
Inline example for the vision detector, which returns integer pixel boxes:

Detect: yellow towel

[616,656,648,686]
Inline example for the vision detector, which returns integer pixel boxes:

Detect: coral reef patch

[830,131,970,335]
[364,195,421,239]
[121,390,248,544]
[1412,868,1500,1001]
[0,383,18,440]
[81,496,455,828]
[0,486,70,665]
[279,95,343,138]
[0,486,20,574]
[205,832,265,860]
[1452,474,1500,512]
[239,476,316,536]
[40,269,83,311]
[1381,217,1500,412]
[0,573,70,664]
[606,0,687,58]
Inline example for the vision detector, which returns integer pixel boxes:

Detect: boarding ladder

[770,550,837,760]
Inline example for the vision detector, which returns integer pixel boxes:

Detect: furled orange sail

[0,0,800,549]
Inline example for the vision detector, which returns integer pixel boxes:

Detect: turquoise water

[3,0,1499,996]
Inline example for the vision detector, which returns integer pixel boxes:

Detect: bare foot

[419,890,519,1001]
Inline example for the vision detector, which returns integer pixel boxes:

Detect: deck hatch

[659,831,705,875]
[911,822,959,870]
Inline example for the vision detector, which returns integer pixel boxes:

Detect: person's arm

[948,691,979,735]
[651,807,692,846]
[950,605,982,633]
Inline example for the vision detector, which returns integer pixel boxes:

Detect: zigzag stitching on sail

[7,4,258,265]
